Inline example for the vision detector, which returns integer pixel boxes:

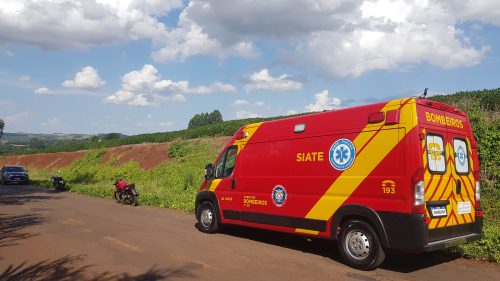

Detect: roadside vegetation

[429,88,499,262]
[7,88,500,263]
[31,138,221,212]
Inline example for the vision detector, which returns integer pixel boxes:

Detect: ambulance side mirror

[205,163,215,180]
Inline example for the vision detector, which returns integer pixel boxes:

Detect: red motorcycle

[113,179,139,206]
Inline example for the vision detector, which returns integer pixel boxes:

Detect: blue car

[1,166,30,185]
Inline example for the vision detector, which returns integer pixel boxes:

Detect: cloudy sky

[0,0,499,135]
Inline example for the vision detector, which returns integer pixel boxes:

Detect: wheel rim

[345,230,371,260]
[200,208,213,228]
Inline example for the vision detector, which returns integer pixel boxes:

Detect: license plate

[431,206,447,217]
[457,201,471,215]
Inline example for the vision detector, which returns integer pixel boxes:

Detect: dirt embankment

[101,143,171,170]
[0,137,231,171]
[0,151,87,170]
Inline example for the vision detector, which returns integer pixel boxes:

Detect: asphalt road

[0,185,498,281]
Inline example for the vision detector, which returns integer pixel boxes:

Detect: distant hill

[1,132,93,144]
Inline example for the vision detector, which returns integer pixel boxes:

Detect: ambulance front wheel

[338,219,385,270]
[197,201,220,233]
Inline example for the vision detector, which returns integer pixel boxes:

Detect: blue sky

[0,0,499,135]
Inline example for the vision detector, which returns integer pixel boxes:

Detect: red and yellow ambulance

[195,97,483,270]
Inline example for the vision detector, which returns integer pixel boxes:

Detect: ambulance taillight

[412,168,425,214]
[475,181,483,217]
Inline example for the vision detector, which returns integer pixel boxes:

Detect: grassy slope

[31,138,220,213]
[25,88,499,262]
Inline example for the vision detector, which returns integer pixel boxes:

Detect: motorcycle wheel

[114,191,122,203]
[132,195,138,206]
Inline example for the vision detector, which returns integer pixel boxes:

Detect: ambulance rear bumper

[423,233,482,252]
[379,212,483,253]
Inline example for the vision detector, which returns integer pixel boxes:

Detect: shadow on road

[0,255,197,281]
[0,185,63,206]
[217,224,460,273]
[219,225,340,261]
[380,251,461,273]
[0,213,45,247]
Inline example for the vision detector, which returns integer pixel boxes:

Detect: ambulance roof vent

[294,123,306,133]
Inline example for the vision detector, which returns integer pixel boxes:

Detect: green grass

[30,138,221,212]
[446,188,500,262]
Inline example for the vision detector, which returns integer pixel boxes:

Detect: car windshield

[4,167,25,172]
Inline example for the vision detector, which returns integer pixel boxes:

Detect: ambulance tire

[338,219,385,271]
[197,201,220,234]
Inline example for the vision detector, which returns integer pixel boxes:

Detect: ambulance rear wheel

[197,201,219,233]
[338,219,385,270]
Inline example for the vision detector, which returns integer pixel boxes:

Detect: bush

[188,110,223,129]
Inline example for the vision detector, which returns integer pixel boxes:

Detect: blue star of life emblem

[329,138,356,170]
[457,146,466,166]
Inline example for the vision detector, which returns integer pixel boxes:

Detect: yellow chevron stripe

[299,99,416,229]
[450,158,475,224]
[425,174,440,199]
[208,179,222,192]
[234,122,263,154]
[295,229,320,235]
[208,122,263,192]
[429,214,439,228]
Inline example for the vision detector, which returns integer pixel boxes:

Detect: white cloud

[244,69,303,92]
[133,120,174,128]
[0,0,183,50]
[160,0,493,78]
[4,111,30,123]
[178,0,345,43]
[151,7,258,62]
[254,101,266,107]
[236,110,260,119]
[0,100,12,109]
[305,90,342,112]
[294,0,491,78]
[444,0,500,26]
[104,64,235,106]
[232,99,268,108]
[232,99,249,106]
[159,121,174,127]
[62,66,106,90]
[286,109,299,115]
[18,75,30,82]
[41,117,65,128]
[0,47,13,57]
[34,87,55,95]
[1,1,496,79]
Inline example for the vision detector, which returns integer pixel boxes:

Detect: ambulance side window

[426,134,446,173]
[453,138,469,174]
[215,146,238,179]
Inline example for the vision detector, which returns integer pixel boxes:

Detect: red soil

[0,137,231,171]
[101,143,171,170]
[0,151,87,170]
